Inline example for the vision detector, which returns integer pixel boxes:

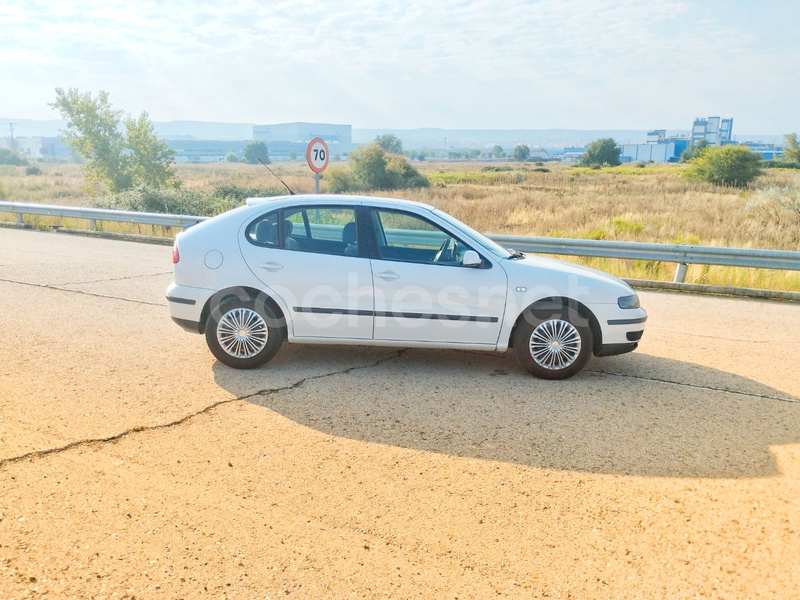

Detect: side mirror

[462,250,482,267]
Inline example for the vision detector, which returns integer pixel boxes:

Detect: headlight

[617,294,640,309]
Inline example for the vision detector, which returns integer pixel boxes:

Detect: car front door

[368,208,508,345]
[239,205,374,340]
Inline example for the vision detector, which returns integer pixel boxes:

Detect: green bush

[684,145,762,187]
[612,217,644,235]
[100,187,231,216]
[746,184,800,227]
[0,148,28,166]
[329,143,429,193]
[210,184,285,202]
[99,184,287,217]
[762,159,800,170]
[25,165,42,176]
[326,169,362,193]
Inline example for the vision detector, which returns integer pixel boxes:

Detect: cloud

[1,0,798,132]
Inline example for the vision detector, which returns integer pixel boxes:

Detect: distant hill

[1,118,781,149]
[1,118,255,141]
[353,128,671,150]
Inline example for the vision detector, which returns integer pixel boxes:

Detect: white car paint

[167,194,646,378]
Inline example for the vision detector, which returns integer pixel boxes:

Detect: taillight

[172,241,180,264]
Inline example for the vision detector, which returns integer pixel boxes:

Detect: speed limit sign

[306,137,329,173]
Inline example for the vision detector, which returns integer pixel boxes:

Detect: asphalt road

[1,227,799,599]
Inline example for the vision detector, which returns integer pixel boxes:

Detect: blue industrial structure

[692,117,733,146]
[619,117,732,163]
[621,139,689,163]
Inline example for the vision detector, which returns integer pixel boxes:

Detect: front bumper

[595,342,639,357]
[585,303,647,354]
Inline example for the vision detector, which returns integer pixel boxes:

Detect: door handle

[375,271,400,280]
[260,262,283,271]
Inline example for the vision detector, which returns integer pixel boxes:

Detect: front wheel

[513,307,593,380]
[205,299,283,369]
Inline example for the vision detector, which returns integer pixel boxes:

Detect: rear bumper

[166,282,213,327]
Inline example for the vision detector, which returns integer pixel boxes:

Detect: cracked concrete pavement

[1,227,799,599]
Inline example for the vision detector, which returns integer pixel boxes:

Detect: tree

[512,144,531,162]
[680,139,709,163]
[289,151,297,161]
[328,142,429,193]
[224,152,240,162]
[50,87,177,193]
[491,145,505,158]
[783,133,800,163]
[579,138,621,167]
[374,134,403,154]
[685,145,762,187]
[124,112,179,188]
[242,141,270,164]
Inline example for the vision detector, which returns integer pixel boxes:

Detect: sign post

[306,137,330,194]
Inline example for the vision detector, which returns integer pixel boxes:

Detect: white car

[167,195,646,379]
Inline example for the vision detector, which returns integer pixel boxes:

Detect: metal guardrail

[493,235,800,282]
[2,201,799,283]
[0,201,207,230]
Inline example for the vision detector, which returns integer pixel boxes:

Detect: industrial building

[0,136,71,160]
[692,117,733,146]
[252,122,353,161]
[168,140,249,163]
[619,117,733,163]
[165,122,355,163]
[621,137,689,163]
[253,122,352,146]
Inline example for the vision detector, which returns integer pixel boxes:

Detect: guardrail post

[674,263,688,283]
[16,212,23,225]
[89,219,96,231]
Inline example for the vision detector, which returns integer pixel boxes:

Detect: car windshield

[432,209,512,259]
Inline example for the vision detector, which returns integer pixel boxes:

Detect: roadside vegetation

[3,159,799,291]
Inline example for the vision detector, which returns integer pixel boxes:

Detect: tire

[205,298,283,369]
[513,305,593,380]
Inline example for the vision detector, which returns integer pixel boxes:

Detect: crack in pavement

[58,271,173,287]
[647,327,800,345]
[0,277,164,306]
[457,350,798,403]
[0,350,405,469]
[586,368,800,404]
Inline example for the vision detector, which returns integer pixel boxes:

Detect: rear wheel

[205,298,283,369]
[513,306,593,380]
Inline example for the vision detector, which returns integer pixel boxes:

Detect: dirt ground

[1,228,799,599]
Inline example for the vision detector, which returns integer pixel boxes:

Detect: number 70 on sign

[306,138,330,174]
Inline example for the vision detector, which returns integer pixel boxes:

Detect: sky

[1,0,799,133]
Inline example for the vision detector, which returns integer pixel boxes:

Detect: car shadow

[212,344,799,479]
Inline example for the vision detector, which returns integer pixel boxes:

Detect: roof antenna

[258,159,295,195]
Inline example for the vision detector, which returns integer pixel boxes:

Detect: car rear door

[239,205,374,340]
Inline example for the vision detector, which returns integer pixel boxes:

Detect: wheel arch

[508,296,602,354]
[199,286,287,336]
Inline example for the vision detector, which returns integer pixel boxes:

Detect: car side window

[246,206,360,256]
[372,209,472,265]
[246,210,281,248]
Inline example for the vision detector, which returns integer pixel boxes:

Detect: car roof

[245,194,436,212]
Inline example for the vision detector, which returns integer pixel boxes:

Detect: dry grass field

[2,160,799,291]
